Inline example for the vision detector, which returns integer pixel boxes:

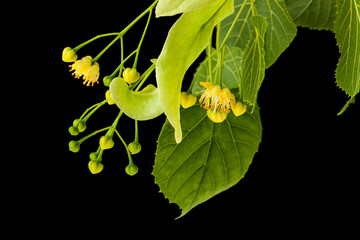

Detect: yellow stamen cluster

[198,82,235,113]
[69,56,100,86]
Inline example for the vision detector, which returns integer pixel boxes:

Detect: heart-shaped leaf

[153,104,262,217]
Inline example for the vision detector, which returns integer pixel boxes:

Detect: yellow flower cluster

[198,82,247,123]
[69,56,100,87]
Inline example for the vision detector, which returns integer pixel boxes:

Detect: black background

[16,1,359,237]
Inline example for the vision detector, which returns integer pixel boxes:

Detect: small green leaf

[153,104,262,218]
[156,0,221,17]
[334,0,360,113]
[221,0,297,68]
[241,15,267,109]
[285,0,337,31]
[109,77,163,120]
[156,0,234,143]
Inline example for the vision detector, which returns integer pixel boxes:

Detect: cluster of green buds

[64,0,160,175]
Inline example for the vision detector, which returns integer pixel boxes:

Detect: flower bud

[69,141,80,153]
[123,68,140,84]
[99,135,114,150]
[105,90,115,105]
[68,126,79,136]
[128,141,141,154]
[89,152,98,161]
[180,92,197,108]
[62,47,78,62]
[73,119,80,127]
[88,160,104,174]
[206,109,228,123]
[232,101,247,117]
[125,163,138,176]
[77,120,87,132]
[103,76,113,87]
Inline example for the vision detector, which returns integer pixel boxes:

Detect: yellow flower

[69,56,100,86]
[198,82,235,113]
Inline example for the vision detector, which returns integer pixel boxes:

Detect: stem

[134,120,139,142]
[251,0,256,16]
[73,33,120,52]
[208,36,214,84]
[110,50,138,78]
[90,0,159,64]
[115,129,133,164]
[133,63,156,91]
[82,98,110,122]
[216,23,223,86]
[93,35,121,63]
[220,0,248,49]
[133,9,153,69]
[78,127,111,144]
[107,111,123,137]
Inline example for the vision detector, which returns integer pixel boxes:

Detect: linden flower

[198,82,235,113]
[70,56,100,86]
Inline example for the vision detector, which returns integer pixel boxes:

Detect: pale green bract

[156,0,234,143]
[109,77,163,120]
[153,104,262,218]
[156,0,221,17]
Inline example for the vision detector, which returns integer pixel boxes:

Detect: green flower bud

[128,141,141,154]
[125,163,138,176]
[99,135,114,150]
[68,126,79,136]
[77,120,87,132]
[232,101,247,117]
[103,76,113,87]
[123,68,140,84]
[180,92,197,108]
[73,119,80,127]
[69,141,80,153]
[105,90,115,105]
[62,47,78,63]
[88,160,104,174]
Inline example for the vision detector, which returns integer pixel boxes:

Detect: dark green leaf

[153,105,262,217]
[285,0,337,31]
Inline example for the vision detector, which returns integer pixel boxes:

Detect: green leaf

[153,104,262,217]
[156,0,234,143]
[285,0,337,31]
[254,0,297,67]
[191,47,242,95]
[241,15,267,109]
[109,77,163,120]
[156,0,222,17]
[334,0,360,113]
[220,0,297,68]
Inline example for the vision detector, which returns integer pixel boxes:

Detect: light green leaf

[153,104,262,218]
[156,0,221,17]
[334,0,360,113]
[156,0,234,143]
[220,0,297,68]
[109,77,163,120]
[241,15,267,109]
[285,0,337,31]
[191,47,242,95]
